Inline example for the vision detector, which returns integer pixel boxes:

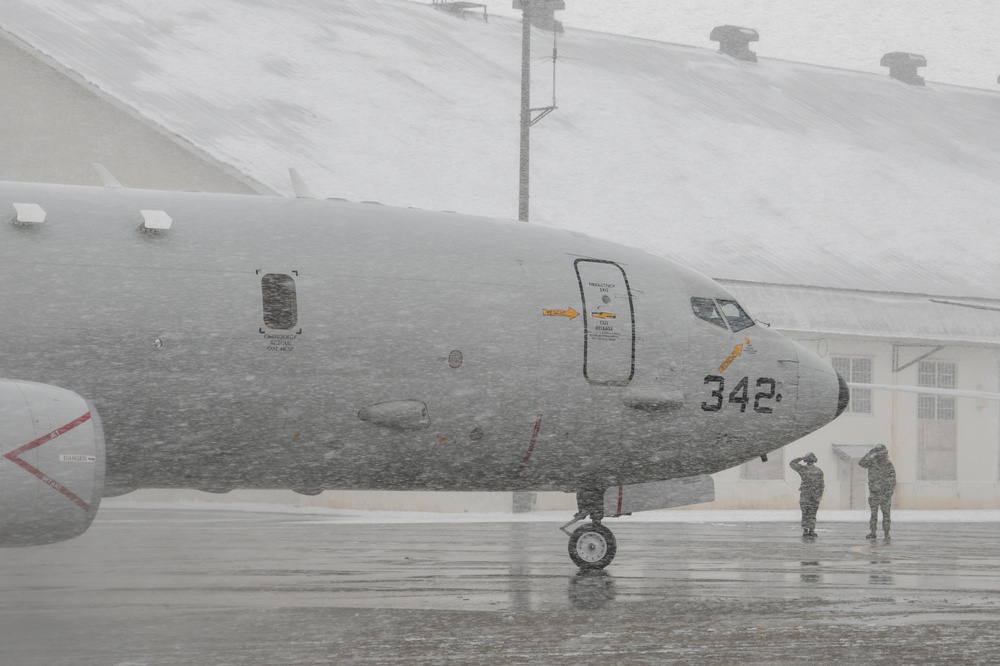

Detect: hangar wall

[716,337,1000,510]
[0,34,263,194]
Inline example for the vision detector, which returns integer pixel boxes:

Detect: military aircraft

[0,178,848,568]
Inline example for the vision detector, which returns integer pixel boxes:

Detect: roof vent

[432,1,488,22]
[880,52,926,86]
[138,209,172,233]
[11,202,46,225]
[710,25,759,62]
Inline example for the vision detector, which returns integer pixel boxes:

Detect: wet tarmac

[2,507,999,665]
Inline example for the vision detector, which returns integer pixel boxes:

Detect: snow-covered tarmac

[2,504,999,664]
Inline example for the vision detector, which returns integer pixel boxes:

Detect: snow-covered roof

[2,0,999,304]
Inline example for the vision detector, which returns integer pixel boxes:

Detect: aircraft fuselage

[0,182,844,497]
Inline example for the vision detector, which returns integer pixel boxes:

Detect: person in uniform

[789,453,824,538]
[859,444,896,539]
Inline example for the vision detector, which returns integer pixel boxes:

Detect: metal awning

[832,444,880,461]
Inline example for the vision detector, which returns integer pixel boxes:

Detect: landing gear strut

[561,486,618,569]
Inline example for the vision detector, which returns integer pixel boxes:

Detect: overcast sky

[487,0,999,90]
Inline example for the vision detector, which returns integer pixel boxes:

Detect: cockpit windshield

[691,297,755,332]
[717,299,755,332]
[690,297,727,329]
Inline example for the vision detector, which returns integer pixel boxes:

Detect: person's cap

[873,444,888,453]
[804,452,817,463]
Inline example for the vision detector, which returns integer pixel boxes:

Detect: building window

[261,273,298,330]
[741,449,784,480]
[918,360,957,481]
[831,356,872,414]
[918,361,955,419]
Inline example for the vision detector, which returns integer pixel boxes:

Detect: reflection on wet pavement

[1,509,998,664]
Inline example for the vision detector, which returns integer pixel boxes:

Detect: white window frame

[917,360,958,481]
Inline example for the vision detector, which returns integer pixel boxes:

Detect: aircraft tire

[568,523,617,569]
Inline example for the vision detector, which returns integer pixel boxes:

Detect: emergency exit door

[574,259,635,386]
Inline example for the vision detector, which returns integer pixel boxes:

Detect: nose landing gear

[561,486,618,569]
[565,521,617,569]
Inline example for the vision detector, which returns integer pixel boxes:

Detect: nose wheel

[565,521,617,569]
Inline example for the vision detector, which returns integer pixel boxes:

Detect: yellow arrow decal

[591,312,617,320]
[719,343,744,373]
[543,308,580,319]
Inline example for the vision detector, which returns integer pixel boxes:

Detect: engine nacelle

[0,380,105,546]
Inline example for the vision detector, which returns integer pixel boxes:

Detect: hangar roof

[1,0,999,306]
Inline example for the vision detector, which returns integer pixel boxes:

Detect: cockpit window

[691,297,756,332]
[718,299,755,332]
[691,297,728,329]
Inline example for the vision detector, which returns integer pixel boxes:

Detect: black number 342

[701,375,779,413]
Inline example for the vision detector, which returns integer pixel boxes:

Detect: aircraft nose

[792,341,847,431]
[835,372,850,418]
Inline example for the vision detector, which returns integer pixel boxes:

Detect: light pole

[518,3,531,222]
[514,1,564,222]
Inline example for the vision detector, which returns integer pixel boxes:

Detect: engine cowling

[0,380,105,546]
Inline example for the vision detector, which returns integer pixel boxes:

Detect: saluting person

[859,444,896,539]
[789,453,824,538]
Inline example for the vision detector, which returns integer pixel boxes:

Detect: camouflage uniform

[859,445,896,538]
[790,454,824,537]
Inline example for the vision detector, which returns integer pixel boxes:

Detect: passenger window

[717,299,755,332]
[261,273,298,329]
[691,297,728,330]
